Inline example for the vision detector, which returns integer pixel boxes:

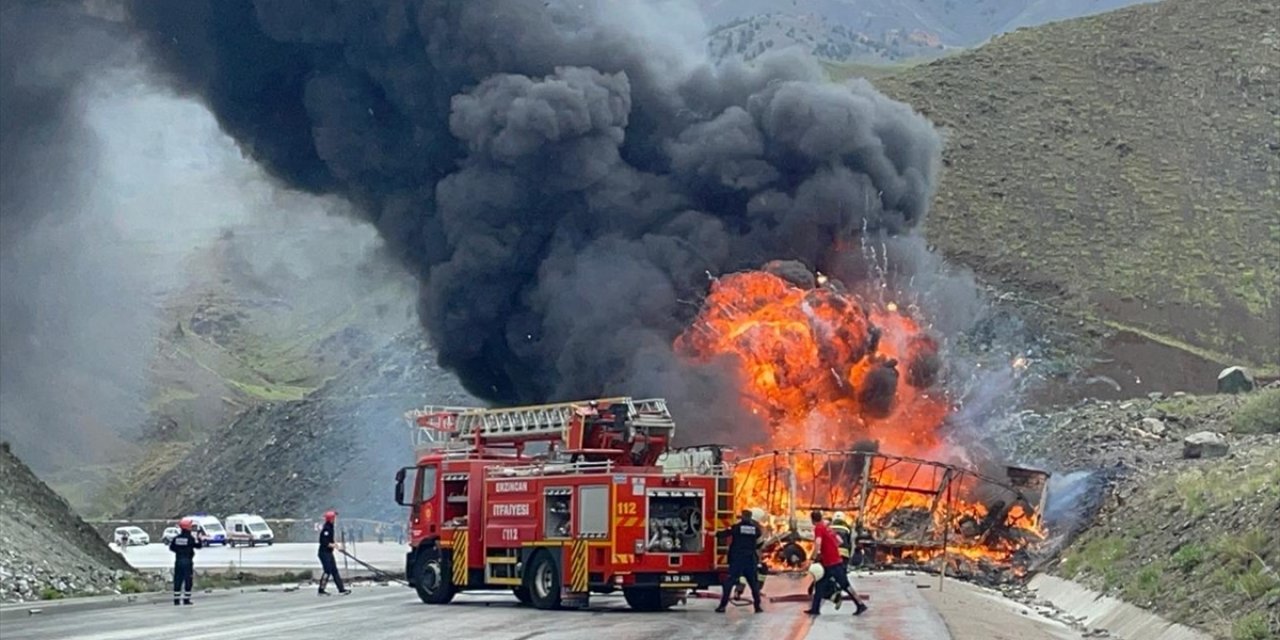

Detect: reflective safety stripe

[451,530,469,586]
[570,538,589,593]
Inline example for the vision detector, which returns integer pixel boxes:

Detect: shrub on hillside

[1230,389,1280,434]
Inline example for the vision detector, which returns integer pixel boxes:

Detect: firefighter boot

[854,600,868,616]
[714,606,726,613]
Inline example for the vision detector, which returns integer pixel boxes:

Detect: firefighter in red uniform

[805,510,867,616]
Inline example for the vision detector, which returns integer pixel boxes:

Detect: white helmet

[750,507,767,522]
[808,562,825,580]
[833,511,847,523]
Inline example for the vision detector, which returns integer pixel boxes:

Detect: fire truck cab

[395,398,733,611]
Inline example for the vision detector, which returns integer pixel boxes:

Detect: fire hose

[337,548,409,586]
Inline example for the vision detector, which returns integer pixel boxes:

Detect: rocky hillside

[122,332,476,522]
[701,0,1156,62]
[1004,386,1280,639]
[0,443,132,602]
[866,0,1279,395]
[708,13,948,64]
[42,226,419,518]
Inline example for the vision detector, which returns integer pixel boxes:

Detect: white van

[186,514,228,546]
[225,513,274,547]
[113,525,150,546]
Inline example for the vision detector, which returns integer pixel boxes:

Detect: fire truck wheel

[512,585,532,606]
[622,587,680,611]
[525,551,562,610]
[413,546,455,605]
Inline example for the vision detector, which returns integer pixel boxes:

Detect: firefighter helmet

[833,511,848,523]
[750,507,766,522]
[808,562,825,580]
[324,510,337,522]
[179,517,193,531]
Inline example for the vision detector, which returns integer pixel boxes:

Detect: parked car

[185,515,228,546]
[113,526,150,546]
[225,514,274,547]
[160,526,181,544]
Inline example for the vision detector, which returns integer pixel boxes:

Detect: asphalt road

[118,542,407,572]
[1,573,1081,640]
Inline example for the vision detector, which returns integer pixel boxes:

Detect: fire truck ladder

[405,397,674,451]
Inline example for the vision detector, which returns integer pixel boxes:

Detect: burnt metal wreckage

[732,449,1051,583]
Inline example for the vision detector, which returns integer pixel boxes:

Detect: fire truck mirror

[394,466,416,506]
[394,468,406,505]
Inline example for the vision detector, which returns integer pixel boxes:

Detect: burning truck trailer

[731,450,1050,582]
[672,262,1052,583]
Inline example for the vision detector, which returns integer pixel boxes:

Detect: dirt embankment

[876,0,1280,378]
[0,443,132,602]
[1009,387,1280,640]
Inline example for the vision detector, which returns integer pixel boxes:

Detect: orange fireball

[674,268,948,455]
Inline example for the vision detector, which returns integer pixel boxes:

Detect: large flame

[675,267,1043,575]
[674,268,948,453]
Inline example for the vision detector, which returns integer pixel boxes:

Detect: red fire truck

[395,397,734,611]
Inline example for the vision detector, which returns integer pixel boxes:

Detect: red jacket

[814,522,842,567]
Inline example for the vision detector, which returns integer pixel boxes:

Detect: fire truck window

[417,465,438,502]
[544,491,571,538]
[577,486,608,536]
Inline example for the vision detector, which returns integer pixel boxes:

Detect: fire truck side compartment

[645,490,704,553]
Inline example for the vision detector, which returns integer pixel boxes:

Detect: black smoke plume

[0,1,141,469]
[123,0,942,440]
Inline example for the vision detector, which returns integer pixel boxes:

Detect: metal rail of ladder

[404,397,674,449]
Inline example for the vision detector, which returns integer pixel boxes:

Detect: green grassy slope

[52,231,420,517]
[866,0,1279,373]
[1054,390,1280,639]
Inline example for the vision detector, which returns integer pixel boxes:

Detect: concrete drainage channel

[1029,575,1210,640]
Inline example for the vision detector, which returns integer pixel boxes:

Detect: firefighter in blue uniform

[715,509,764,613]
[169,517,201,605]
[318,510,350,595]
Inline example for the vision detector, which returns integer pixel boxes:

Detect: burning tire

[526,551,562,610]
[778,542,807,568]
[622,587,682,611]
[412,545,455,605]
